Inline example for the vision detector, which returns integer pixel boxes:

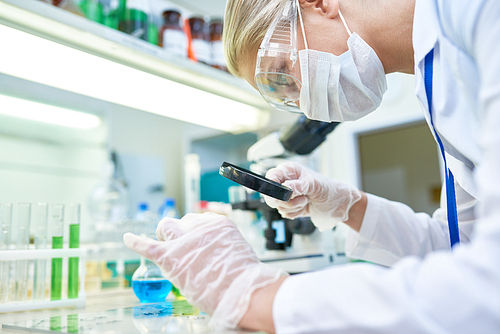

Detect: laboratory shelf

[0,0,269,111]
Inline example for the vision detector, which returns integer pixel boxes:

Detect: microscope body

[230,117,346,273]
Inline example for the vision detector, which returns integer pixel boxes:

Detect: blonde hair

[223,0,288,78]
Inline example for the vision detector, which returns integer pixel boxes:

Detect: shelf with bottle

[0,0,269,111]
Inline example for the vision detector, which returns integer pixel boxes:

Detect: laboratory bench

[0,288,263,334]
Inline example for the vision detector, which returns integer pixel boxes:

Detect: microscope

[229,117,347,274]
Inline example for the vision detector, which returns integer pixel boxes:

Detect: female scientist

[124,0,500,332]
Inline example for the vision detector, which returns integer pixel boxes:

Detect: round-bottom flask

[132,256,172,303]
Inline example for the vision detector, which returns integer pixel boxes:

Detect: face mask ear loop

[296,0,309,50]
[338,10,352,36]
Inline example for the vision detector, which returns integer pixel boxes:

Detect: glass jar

[159,10,187,58]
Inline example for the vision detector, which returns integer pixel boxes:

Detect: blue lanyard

[424,49,460,247]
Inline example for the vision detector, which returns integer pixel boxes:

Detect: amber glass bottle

[188,17,211,65]
[209,19,227,71]
[159,10,188,58]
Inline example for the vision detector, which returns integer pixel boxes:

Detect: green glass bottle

[103,0,126,29]
[119,0,148,41]
[147,22,158,45]
[79,0,103,24]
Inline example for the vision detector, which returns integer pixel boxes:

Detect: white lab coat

[273,0,500,332]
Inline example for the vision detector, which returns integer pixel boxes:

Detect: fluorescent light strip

[0,24,266,132]
[0,0,266,110]
[0,94,101,130]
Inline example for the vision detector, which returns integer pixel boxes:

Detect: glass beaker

[132,256,172,303]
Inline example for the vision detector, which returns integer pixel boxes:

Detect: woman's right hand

[124,213,287,329]
[264,161,363,231]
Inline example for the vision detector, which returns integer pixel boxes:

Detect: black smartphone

[219,161,293,202]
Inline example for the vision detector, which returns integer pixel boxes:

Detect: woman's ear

[298,0,339,19]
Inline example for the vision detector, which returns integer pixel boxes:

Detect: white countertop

[0,290,264,334]
[0,289,141,332]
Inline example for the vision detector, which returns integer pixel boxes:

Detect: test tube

[67,203,80,299]
[50,204,64,301]
[33,203,49,301]
[0,203,13,304]
[15,203,32,302]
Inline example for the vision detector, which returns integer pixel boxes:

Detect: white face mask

[298,11,387,122]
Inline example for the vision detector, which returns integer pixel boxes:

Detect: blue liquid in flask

[132,279,172,303]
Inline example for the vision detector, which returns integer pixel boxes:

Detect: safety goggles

[255,0,307,113]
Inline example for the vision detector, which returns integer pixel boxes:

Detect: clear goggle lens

[255,0,302,113]
[255,72,301,113]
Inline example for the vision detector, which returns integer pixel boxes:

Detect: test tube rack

[0,248,86,313]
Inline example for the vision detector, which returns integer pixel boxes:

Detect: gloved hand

[123,213,288,328]
[264,161,362,231]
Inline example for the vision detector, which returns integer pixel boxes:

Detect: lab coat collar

[413,0,439,66]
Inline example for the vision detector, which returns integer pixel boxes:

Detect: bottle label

[192,39,212,64]
[211,41,226,67]
[163,30,188,58]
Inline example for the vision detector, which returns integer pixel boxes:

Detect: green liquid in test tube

[68,203,80,299]
[0,203,13,304]
[15,203,31,302]
[51,204,64,301]
[33,203,49,301]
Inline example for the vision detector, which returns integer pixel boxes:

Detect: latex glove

[123,213,288,329]
[264,161,362,231]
